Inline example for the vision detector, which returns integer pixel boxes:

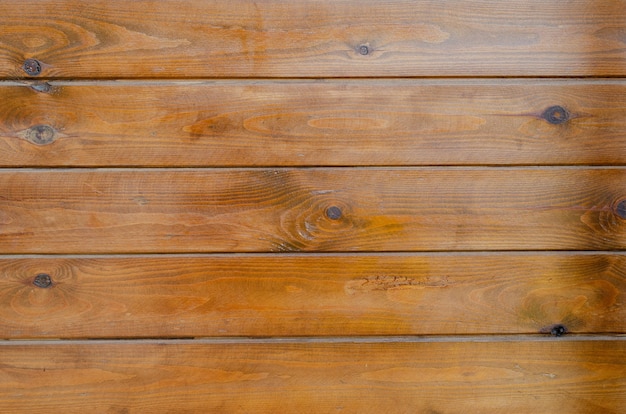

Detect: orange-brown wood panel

[1,168,626,253]
[0,254,624,339]
[0,339,624,413]
[1,1,625,411]
[1,1,625,79]
[1,80,626,167]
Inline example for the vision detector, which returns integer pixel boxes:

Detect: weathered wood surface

[0,253,624,338]
[2,80,626,166]
[1,339,624,413]
[1,168,626,253]
[1,1,626,79]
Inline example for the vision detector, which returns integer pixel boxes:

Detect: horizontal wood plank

[1,339,624,413]
[2,168,626,253]
[1,1,625,78]
[2,80,626,166]
[0,253,624,338]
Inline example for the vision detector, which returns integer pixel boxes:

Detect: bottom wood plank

[0,339,624,413]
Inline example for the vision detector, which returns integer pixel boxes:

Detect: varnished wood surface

[1,1,626,79]
[2,1,626,410]
[0,339,624,413]
[0,253,624,338]
[1,80,626,166]
[1,168,626,253]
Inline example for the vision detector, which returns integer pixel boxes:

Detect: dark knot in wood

[325,206,343,220]
[26,125,56,145]
[30,82,52,93]
[33,273,53,288]
[23,58,42,76]
[542,106,569,125]
[550,324,566,337]
[358,45,370,55]
[615,200,626,219]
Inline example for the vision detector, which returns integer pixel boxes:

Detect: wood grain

[0,253,624,338]
[2,80,626,166]
[1,1,625,78]
[2,168,626,253]
[0,339,624,413]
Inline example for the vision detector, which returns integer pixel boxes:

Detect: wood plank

[2,168,626,253]
[0,253,624,338]
[1,1,625,78]
[0,339,624,413]
[2,80,626,166]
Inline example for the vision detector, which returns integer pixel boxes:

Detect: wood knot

[325,206,343,220]
[615,199,626,219]
[542,106,569,125]
[25,125,57,145]
[550,324,567,337]
[540,323,568,336]
[23,58,42,76]
[30,82,52,93]
[357,45,370,55]
[33,273,53,288]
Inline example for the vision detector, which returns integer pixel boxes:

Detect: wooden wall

[1,1,625,412]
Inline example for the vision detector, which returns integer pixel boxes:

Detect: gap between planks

[2,251,626,259]
[4,76,626,81]
[5,166,626,172]
[3,335,626,346]
[3,78,626,87]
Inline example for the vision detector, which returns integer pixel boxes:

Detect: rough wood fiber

[0,340,624,413]
[0,254,624,338]
[1,168,626,253]
[1,0,626,78]
[1,80,626,166]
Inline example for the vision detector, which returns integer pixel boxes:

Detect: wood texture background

[0,0,625,412]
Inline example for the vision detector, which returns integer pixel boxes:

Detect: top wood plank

[1,0,625,78]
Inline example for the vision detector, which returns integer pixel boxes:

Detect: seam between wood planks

[2,335,626,346]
